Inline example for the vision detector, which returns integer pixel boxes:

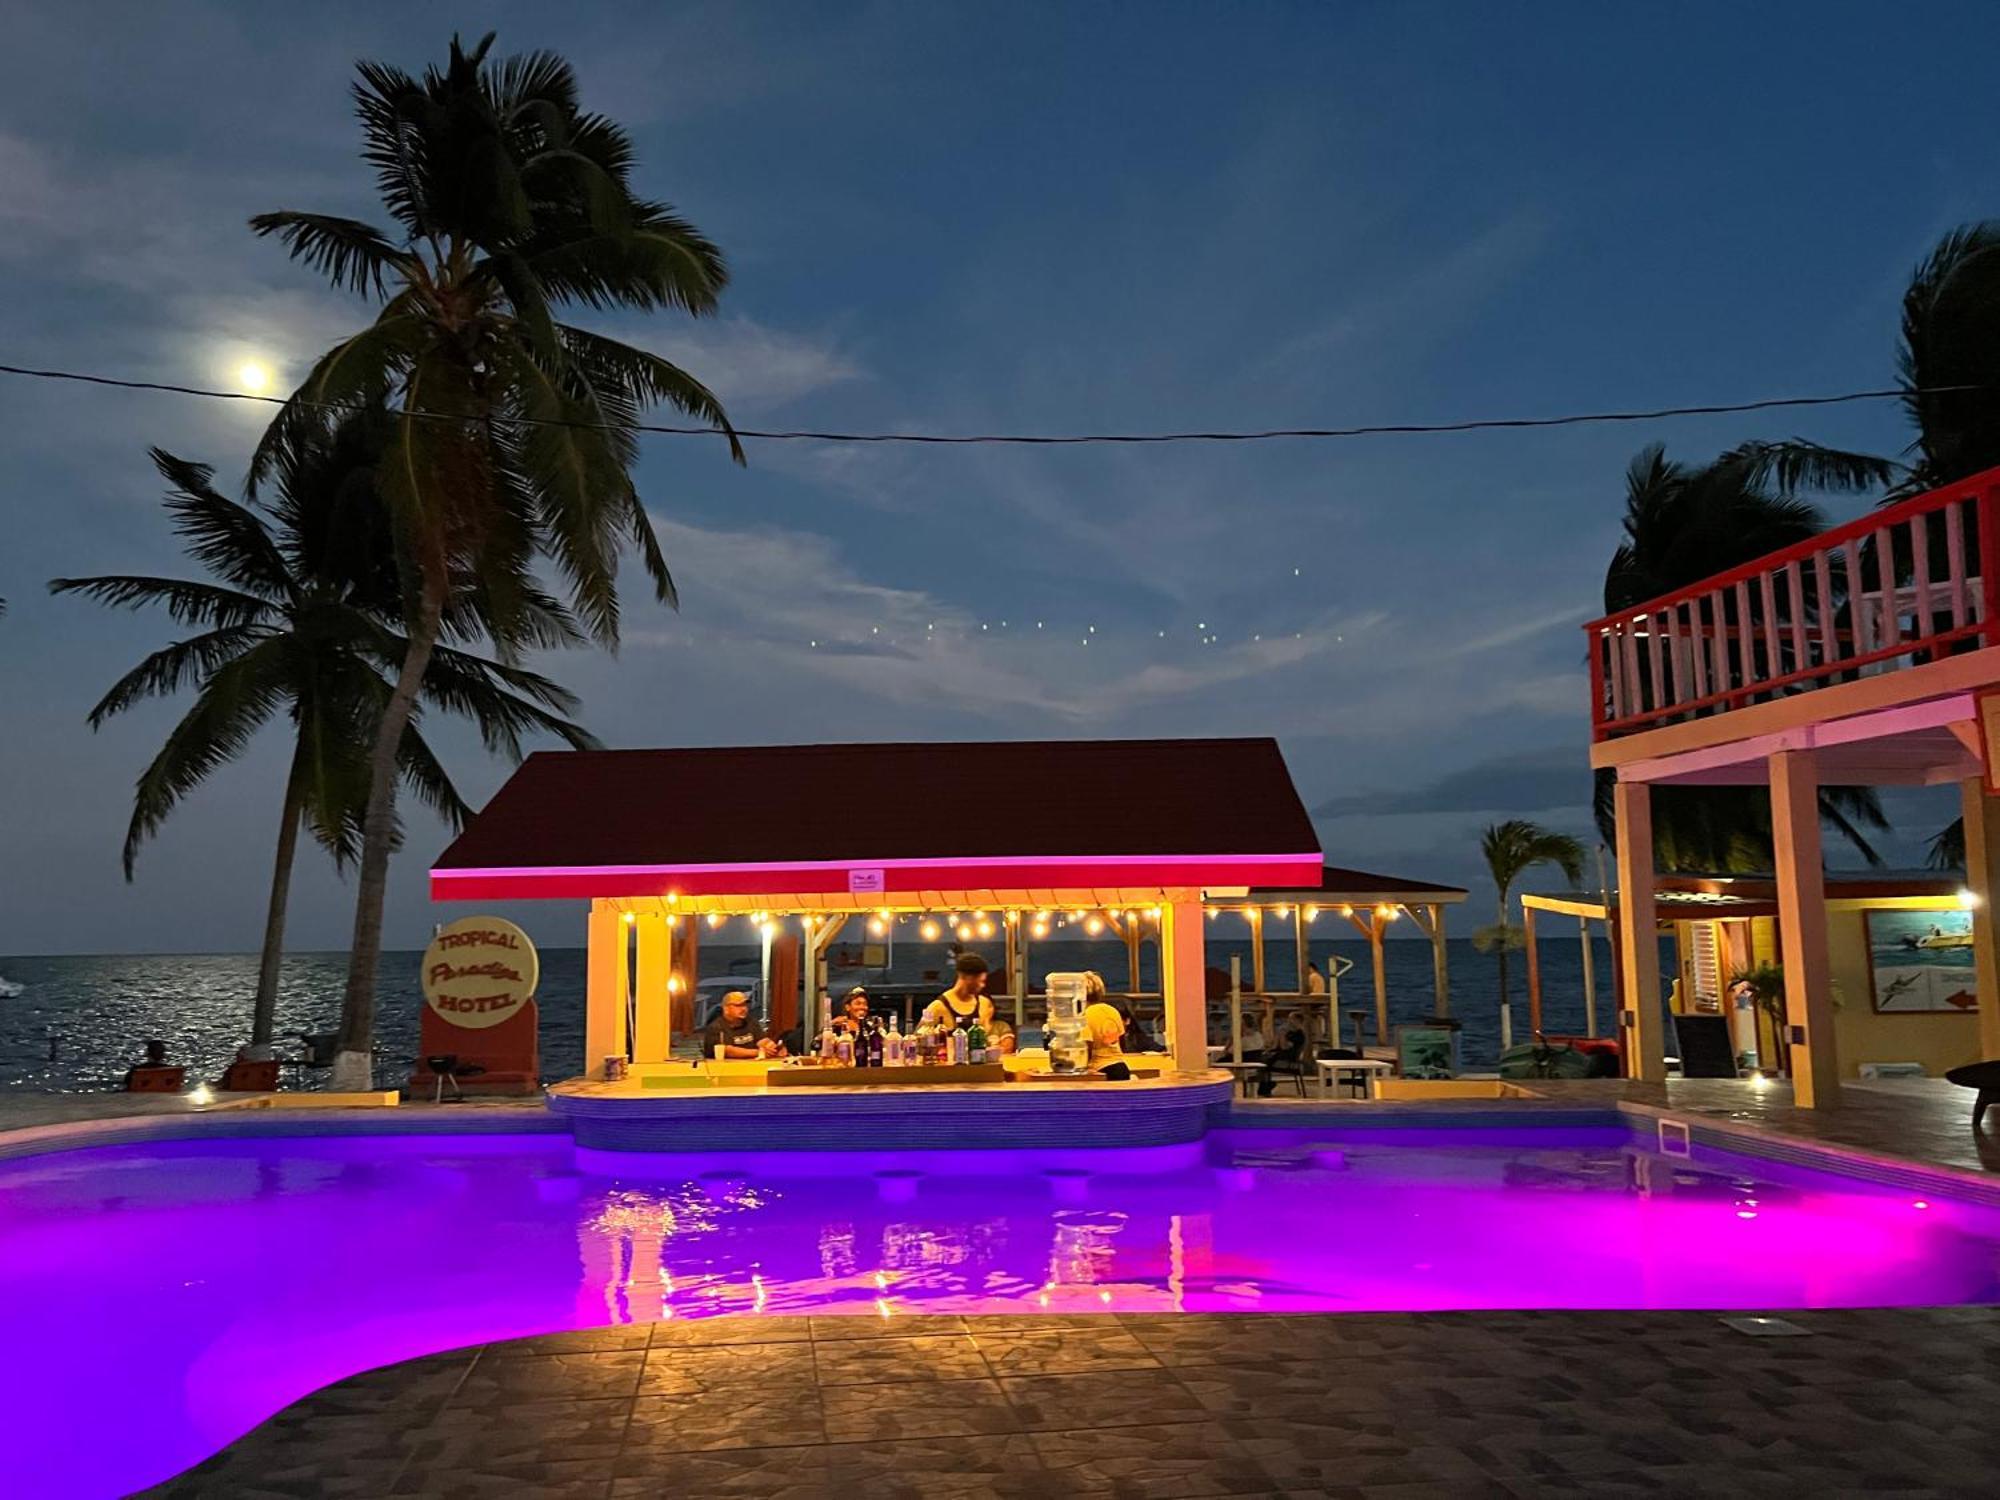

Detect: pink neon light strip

[432,851,1312,881]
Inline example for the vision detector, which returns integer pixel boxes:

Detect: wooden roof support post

[1402,903,1451,1018]
[1961,777,2000,1060]
[1247,906,1267,996]
[1613,781,1667,1082]
[1770,749,1839,1108]
[1524,902,1543,1037]
[1580,913,1599,1039]
[632,909,672,1064]
[1161,896,1210,1069]
[1342,905,1390,1044]
[584,899,628,1080]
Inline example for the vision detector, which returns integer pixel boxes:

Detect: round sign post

[410,917,542,1096]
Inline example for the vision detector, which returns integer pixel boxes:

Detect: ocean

[0,934,1663,1091]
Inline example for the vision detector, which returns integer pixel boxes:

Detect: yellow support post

[1161,896,1209,1070]
[1962,777,2000,1061]
[1770,750,1839,1108]
[632,910,671,1064]
[1613,780,1666,1082]
[584,900,628,1080]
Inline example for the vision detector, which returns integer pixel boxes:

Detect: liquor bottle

[885,1015,903,1065]
[966,1017,987,1066]
[836,1030,854,1067]
[866,1019,884,1068]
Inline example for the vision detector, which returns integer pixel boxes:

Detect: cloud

[1315,745,1589,819]
[621,316,864,412]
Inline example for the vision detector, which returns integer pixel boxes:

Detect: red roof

[432,738,1322,901]
[1254,864,1469,901]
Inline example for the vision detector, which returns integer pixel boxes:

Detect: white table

[1316,1057,1394,1098]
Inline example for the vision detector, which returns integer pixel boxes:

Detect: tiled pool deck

[10,1076,1998,1496]
[147,1306,2000,1498]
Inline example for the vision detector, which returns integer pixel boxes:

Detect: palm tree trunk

[1495,890,1511,1053]
[331,569,446,1091]
[249,740,308,1049]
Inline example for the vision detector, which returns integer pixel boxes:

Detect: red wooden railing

[1584,468,2000,740]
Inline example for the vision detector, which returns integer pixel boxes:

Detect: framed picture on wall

[1864,910,1978,1014]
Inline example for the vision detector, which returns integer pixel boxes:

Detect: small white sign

[848,867,885,894]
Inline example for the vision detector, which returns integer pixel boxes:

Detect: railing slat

[1843,537,1871,662]
[1605,622,1625,721]
[1875,526,1901,652]
[1686,598,1709,700]
[1666,605,1688,706]
[1811,550,1835,668]
[1910,512,1934,655]
[1947,498,1970,629]
[1759,569,1781,689]
[1787,560,1810,674]
[1647,608,1666,714]
[1620,625,1641,719]
[1734,578,1756,698]
[1707,590,1730,698]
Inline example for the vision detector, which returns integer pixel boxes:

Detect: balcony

[1584,467,2000,743]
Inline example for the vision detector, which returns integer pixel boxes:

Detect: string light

[707,913,725,928]
[621,911,636,925]
[957,923,975,942]
[868,916,888,936]
[1303,906,1319,922]
[976,919,995,938]
[1084,914,1104,936]
[920,919,941,941]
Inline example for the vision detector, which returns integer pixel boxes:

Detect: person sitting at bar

[1081,971,1132,1080]
[832,988,871,1038]
[700,991,782,1059]
[987,1014,1018,1055]
[922,952,995,1035]
[1306,960,1327,995]
[1110,996,1165,1053]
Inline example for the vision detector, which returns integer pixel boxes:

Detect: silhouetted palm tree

[248,33,739,1085]
[1474,821,1584,1040]
[51,420,595,1051]
[1596,443,1890,871]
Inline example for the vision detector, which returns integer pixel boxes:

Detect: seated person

[922,953,996,1035]
[124,1038,185,1092]
[1256,1010,1310,1097]
[1306,961,1328,996]
[832,988,871,1038]
[1111,997,1165,1053]
[699,990,784,1060]
[986,1014,1018,1055]
[1081,972,1131,1080]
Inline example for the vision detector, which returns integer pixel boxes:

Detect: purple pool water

[4,1123,1997,1497]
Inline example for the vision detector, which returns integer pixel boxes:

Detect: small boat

[1900,930,1973,951]
[0,976,22,998]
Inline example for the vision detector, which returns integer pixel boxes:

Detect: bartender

[832,987,871,1038]
[700,990,783,1059]
[922,952,996,1035]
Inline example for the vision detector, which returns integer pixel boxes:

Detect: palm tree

[248,34,739,1086]
[51,423,596,1052]
[1474,820,1584,1047]
[1595,443,1891,871]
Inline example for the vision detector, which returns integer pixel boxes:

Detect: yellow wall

[1827,908,1981,1079]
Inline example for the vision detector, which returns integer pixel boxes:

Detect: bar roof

[1246,863,1469,905]
[432,738,1322,902]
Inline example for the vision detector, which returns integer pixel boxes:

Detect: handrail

[1582,465,2000,740]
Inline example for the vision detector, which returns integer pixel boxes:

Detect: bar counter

[544,1064,1233,1152]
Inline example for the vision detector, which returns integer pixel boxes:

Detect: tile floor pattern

[147,1306,2000,1499]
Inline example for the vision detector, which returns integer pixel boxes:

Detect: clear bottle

[836,1030,854,1067]
[885,1015,903,1065]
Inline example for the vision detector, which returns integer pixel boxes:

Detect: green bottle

[966,1016,988,1065]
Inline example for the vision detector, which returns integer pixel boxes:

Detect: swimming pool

[4,1120,1997,1497]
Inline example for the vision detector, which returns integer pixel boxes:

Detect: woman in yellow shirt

[1081,971,1131,1079]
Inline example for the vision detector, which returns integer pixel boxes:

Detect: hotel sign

[421,916,540,1030]
[847,867,886,895]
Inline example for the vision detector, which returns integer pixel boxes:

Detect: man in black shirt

[700,990,781,1059]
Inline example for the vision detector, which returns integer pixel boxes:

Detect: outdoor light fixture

[1959,889,1981,909]
[868,917,888,936]
[1304,906,1319,922]
[920,920,941,940]
[622,911,636,925]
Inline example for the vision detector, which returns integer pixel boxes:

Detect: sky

[3,1,1998,957]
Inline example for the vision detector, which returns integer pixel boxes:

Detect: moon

[235,360,273,394]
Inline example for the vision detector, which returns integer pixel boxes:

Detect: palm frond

[247,211,415,296]
[76,625,267,728]
[395,718,474,831]
[1928,817,1967,872]
[147,449,298,598]
[119,637,291,876]
[48,575,275,629]
[1715,439,1902,497]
